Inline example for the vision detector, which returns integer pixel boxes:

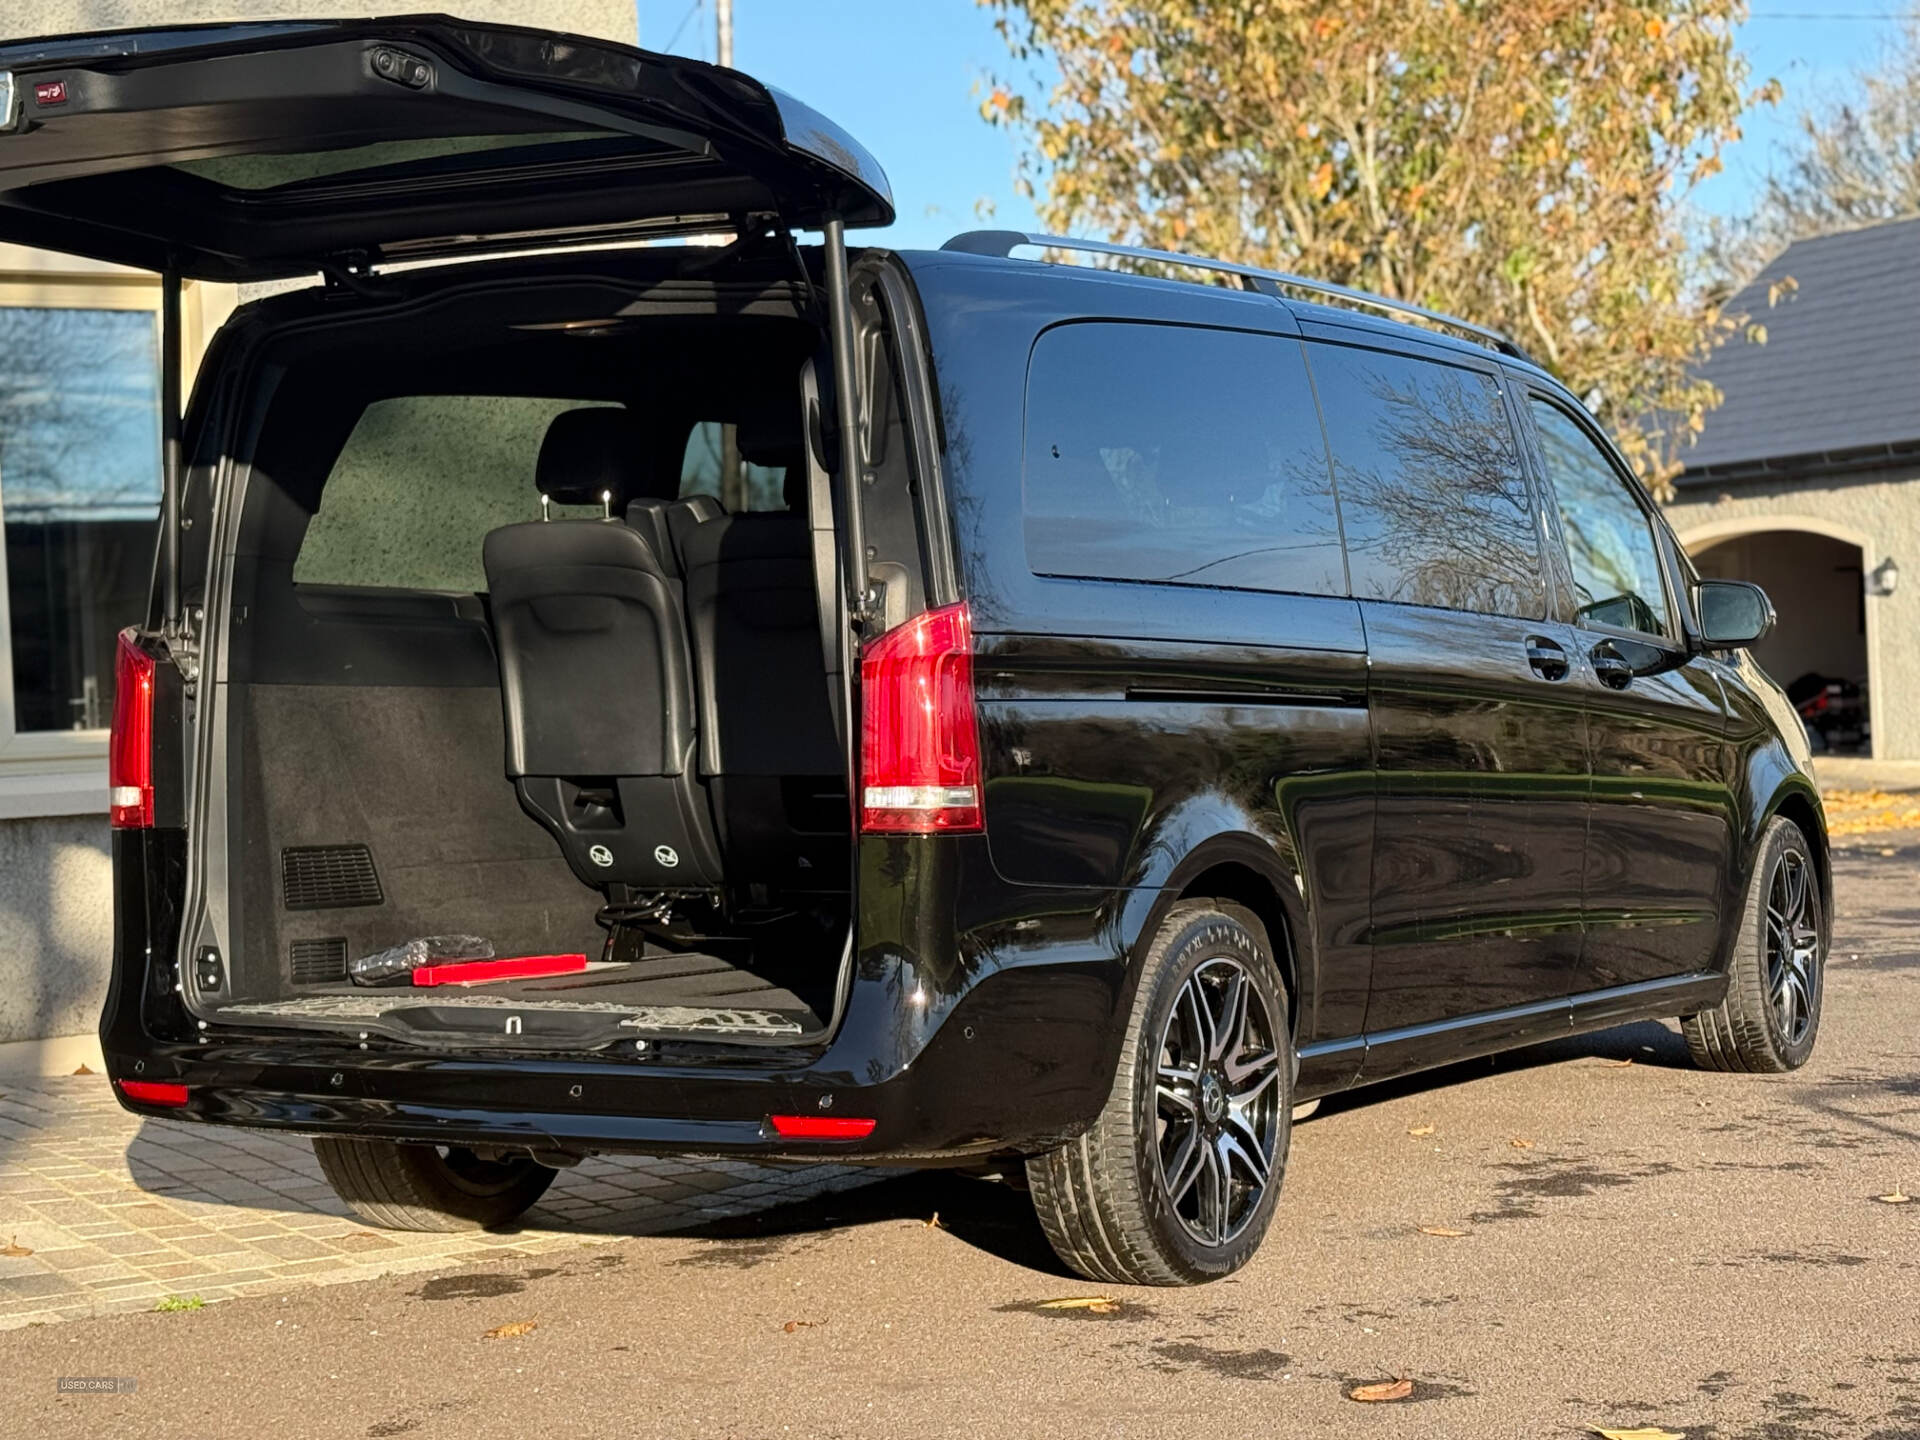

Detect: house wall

[0,0,640,1045]
[1663,461,1920,760]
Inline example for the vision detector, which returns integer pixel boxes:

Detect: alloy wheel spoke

[1226,1048,1280,1098]
[1157,1081,1198,1117]
[1164,1129,1205,1207]
[1181,976,1214,1062]
[1211,970,1247,1065]
[1202,1141,1232,1244]
[1219,1128,1269,1189]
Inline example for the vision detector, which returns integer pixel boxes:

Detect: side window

[1022,321,1346,597]
[1529,398,1673,640]
[678,421,792,512]
[293,396,609,592]
[1308,343,1544,618]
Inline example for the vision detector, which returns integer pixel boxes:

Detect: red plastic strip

[411,953,588,987]
[769,1114,877,1140]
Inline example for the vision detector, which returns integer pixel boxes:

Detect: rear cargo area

[186,259,896,1049]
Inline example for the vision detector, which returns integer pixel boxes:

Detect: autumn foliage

[980,1,1776,493]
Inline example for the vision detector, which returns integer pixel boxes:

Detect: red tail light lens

[769,1113,876,1140]
[859,601,983,834]
[117,1079,188,1107]
[109,630,155,830]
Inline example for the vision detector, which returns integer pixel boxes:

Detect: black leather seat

[482,410,723,895]
[681,468,847,897]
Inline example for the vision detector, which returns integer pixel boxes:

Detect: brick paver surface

[0,1076,878,1328]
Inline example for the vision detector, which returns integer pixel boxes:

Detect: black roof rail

[941,229,1535,364]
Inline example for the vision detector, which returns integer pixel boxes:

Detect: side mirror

[1695,579,1774,648]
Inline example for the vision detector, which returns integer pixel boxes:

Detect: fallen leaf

[71,1064,95,1076]
[1874,1189,1912,1205]
[782,1319,821,1333]
[1604,1058,1635,1068]
[1037,1296,1120,1313]
[923,1211,945,1229]
[1511,1138,1535,1149]
[1407,1124,1435,1137]
[1590,1428,1685,1440]
[1349,1378,1414,1403]
[0,1235,31,1258]
[483,1319,537,1340]
[1417,1226,1466,1238]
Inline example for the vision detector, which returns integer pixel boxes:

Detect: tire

[1027,900,1292,1286]
[1682,815,1825,1073]
[312,1138,557,1232]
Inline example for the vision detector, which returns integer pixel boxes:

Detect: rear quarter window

[1307,342,1544,619]
[1021,321,1347,598]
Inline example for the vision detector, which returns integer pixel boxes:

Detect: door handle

[1590,641,1634,690]
[1525,636,1569,681]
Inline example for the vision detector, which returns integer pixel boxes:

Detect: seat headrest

[536,408,678,510]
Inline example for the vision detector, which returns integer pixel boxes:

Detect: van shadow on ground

[119,1019,1693,1279]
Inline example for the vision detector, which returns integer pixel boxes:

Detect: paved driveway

[3,834,1916,1438]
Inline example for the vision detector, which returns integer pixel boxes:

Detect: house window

[0,283,166,815]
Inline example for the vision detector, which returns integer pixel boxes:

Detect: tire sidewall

[1129,905,1292,1283]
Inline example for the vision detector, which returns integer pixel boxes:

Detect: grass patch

[152,1295,205,1313]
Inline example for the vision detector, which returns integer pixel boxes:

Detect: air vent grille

[282,844,384,911]
[289,937,349,985]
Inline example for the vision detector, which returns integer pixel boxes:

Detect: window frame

[0,264,223,816]
[1517,385,1685,651]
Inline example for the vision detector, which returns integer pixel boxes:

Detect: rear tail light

[116,1079,188,1107]
[108,629,155,829]
[769,1113,876,1140]
[859,601,983,834]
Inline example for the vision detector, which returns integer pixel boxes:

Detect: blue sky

[637,1,1910,251]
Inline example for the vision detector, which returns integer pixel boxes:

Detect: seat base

[515,774,725,892]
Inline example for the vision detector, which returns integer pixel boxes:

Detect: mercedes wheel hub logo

[1200,1072,1227,1125]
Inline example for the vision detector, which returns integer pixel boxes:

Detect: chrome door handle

[1590,642,1634,690]
[1525,636,1569,681]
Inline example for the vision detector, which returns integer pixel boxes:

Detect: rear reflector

[769,1113,876,1140]
[859,601,982,834]
[117,1079,188,1107]
[108,630,155,829]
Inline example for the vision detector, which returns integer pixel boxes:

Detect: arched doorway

[1686,525,1870,755]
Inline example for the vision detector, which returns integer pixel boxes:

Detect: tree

[1703,11,1920,292]
[979,0,1774,494]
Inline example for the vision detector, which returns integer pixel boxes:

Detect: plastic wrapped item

[350,934,493,986]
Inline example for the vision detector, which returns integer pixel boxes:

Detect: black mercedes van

[0,17,1828,1285]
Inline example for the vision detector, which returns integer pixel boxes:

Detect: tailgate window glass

[1022,321,1346,597]
[173,130,617,193]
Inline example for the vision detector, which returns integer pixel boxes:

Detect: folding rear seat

[482,409,723,897]
[680,437,848,898]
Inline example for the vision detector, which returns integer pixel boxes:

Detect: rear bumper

[102,952,1121,1164]
[107,828,1132,1162]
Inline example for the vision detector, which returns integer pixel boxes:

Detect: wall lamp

[1868,556,1899,598]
